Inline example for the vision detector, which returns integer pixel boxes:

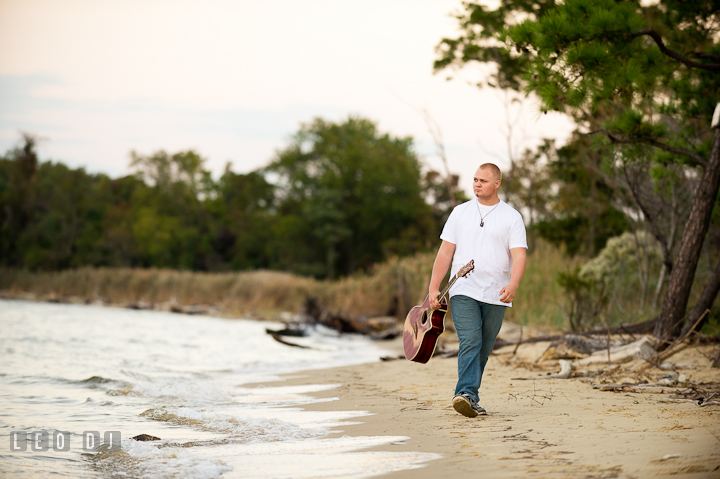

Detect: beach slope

[280,342,720,478]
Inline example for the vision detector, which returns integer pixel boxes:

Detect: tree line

[0,118,465,280]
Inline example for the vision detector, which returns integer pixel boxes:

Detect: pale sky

[0,0,574,195]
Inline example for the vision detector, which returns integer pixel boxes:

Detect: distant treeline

[0,118,467,279]
[1,112,718,334]
[2,113,682,274]
[1,115,639,280]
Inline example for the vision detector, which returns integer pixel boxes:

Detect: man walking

[429,163,527,417]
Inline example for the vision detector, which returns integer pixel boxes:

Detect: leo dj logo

[10,431,121,452]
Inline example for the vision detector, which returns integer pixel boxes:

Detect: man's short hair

[479,163,502,182]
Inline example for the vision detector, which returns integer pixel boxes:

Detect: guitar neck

[438,271,461,303]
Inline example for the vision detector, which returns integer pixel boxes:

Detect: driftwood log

[304,297,358,333]
[266,326,306,337]
[592,384,686,394]
[510,318,658,347]
[269,333,310,349]
[578,337,657,365]
[635,310,711,371]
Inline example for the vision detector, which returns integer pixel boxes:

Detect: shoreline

[269,338,720,479]
[3,298,718,477]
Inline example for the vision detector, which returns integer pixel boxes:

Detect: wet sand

[274,336,720,479]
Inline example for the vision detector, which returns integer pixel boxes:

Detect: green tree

[208,167,276,270]
[0,135,126,270]
[96,175,147,267]
[539,134,630,256]
[504,141,556,246]
[0,134,39,266]
[266,116,436,278]
[130,149,213,196]
[16,162,113,269]
[422,169,469,228]
[436,0,720,338]
[128,149,215,269]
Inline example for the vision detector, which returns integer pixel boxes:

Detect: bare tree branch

[420,107,457,208]
[622,165,673,272]
[588,128,708,166]
[694,52,720,61]
[631,29,720,71]
[385,87,458,207]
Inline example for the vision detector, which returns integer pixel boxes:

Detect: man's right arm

[428,240,456,310]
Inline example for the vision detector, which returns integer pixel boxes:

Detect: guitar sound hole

[421,312,427,325]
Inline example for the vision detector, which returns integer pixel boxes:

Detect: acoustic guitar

[403,260,475,363]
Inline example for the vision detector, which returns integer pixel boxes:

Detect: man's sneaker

[452,393,487,418]
[473,403,487,415]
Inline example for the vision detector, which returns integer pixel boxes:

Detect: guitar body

[402,259,474,364]
[403,295,448,363]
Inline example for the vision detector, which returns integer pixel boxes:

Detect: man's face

[473,168,500,199]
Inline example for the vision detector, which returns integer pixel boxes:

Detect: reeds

[0,240,586,329]
[0,267,316,318]
[319,252,436,319]
[504,239,581,329]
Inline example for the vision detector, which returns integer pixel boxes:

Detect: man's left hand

[499,283,518,303]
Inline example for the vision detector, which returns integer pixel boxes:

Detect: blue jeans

[450,295,506,404]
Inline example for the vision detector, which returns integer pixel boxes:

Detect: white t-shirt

[440,199,527,307]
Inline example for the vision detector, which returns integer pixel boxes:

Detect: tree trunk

[680,257,720,337]
[588,173,597,256]
[655,128,720,338]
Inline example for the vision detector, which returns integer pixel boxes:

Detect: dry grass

[505,240,583,329]
[0,252,438,321]
[0,267,316,318]
[0,240,577,329]
[319,252,436,319]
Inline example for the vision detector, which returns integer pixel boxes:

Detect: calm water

[0,299,440,478]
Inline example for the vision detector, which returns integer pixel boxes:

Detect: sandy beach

[273,333,720,479]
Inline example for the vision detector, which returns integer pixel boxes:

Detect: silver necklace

[475,200,500,227]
